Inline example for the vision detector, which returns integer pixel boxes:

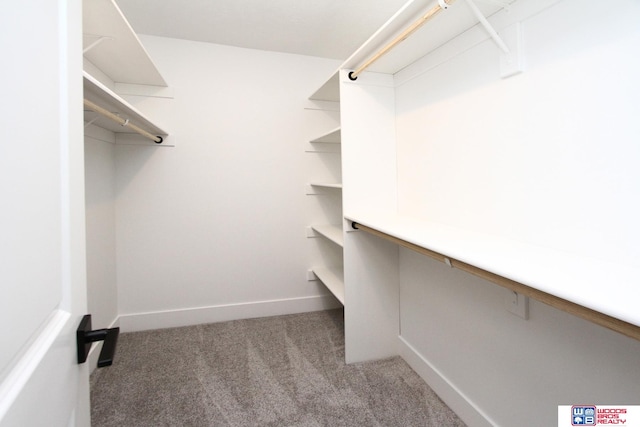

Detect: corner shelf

[312,266,345,305]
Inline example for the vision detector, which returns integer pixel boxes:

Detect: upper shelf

[310,0,511,101]
[83,71,168,137]
[83,0,167,86]
[342,0,505,75]
[309,72,340,102]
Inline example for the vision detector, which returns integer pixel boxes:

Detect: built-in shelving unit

[310,0,639,356]
[308,0,518,367]
[307,0,640,424]
[306,111,344,305]
[83,0,170,145]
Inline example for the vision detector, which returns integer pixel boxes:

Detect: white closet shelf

[309,72,340,102]
[311,127,341,144]
[305,146,341,154]
[313,266,345,304]
[310,1,511,101]
[309,182,343,189]
[83,71,168,138]
[83,0,167,86]
[345,212,640,334]
[311,224,344,247]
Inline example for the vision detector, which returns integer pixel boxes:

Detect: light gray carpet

[90,309,466,426]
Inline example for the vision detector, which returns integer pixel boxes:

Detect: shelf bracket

[473,0,511,12]
[84,116,100,128]
[463,0,523,78]
[463,0,509,54]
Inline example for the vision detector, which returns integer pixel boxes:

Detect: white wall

[114,36,341,330]
[394,1,640,426]
[396,0,640,266]
[400,249,640,427]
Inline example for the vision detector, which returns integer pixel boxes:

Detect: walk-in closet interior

[50,0,640,425]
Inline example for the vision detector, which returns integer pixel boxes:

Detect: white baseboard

[117,294,341,333]
[398,336,497,427]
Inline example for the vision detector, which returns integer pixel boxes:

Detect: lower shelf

[313,266,345,305]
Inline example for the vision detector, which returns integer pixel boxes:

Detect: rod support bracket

[463,0,510,54]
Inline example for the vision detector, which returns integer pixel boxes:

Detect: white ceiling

[116,0,411,60]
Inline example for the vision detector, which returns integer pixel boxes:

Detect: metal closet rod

[83,99,164,144]
[348,0,455,81]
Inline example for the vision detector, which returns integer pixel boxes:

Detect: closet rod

[350,221,640,342]
[83,99,164,144]
[348,0,455,81]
